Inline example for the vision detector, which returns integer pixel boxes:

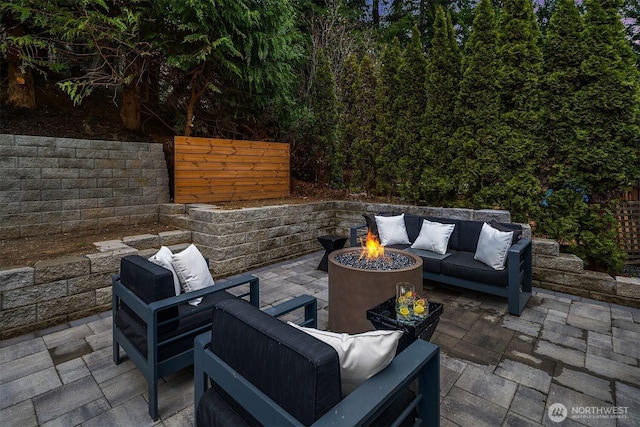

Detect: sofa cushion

[474,222,513,270]
[289,323,402,395]
[211,298,342,426]
[405,247,453,274]
[376,214,411,246]
[441,252,509,287]
[457,220,485,253]
[411,220,456,254]
[490,220,523,244]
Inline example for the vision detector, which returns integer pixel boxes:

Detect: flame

[360,230,385,260]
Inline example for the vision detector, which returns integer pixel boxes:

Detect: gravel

[335,251,416,270]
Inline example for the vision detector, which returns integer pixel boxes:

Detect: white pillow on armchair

[171,244,215,306]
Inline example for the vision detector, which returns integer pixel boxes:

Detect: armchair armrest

[113,274,260,335]
[113,274,259,317]
[350,224,367,247]
[194,334,440,427]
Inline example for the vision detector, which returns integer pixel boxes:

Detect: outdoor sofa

[351,213,532,316]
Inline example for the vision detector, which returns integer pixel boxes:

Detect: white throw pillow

[375,214,410,246]
[148,246,181,296]
[474,222,514,270]
[288,323,402,395]
[411,220,455,255]
[171,244,215,306]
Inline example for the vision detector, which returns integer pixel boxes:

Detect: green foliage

[352,53,378,194]
[537,189,626,273]
[337,53,360,191]
[494,0,544,221]
[374,38,402,198]
[542,0,585,188]
[309,49,340,185]
[572,0,640,202]
[421,7,461,204]
[450,0,502,206]
[395,26,427,202]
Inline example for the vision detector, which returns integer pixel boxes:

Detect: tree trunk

[120,82,142,131]
[373,0,380,28]
[6,23,36,109]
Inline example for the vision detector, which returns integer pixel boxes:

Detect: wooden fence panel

[174,136,290,204]
[616,201,640,264]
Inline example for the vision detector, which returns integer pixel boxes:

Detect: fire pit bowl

[328,247,423,334]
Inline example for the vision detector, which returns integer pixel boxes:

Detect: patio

[1,251,639,427]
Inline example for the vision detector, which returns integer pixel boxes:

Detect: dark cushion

[441,252,509,287]
[196,371,417,427]
[457,220,485,253]
[197,387,249,427]
[115,291,235,360]
[405,247,454,274]
[119,255,179,334]
[490,220,523,244]
[209,298,342,426]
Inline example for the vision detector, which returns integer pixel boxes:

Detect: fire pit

[328,242,423,334]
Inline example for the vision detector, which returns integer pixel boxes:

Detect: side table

[317,235,347,271]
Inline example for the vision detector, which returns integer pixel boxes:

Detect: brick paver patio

[1,251,639,426]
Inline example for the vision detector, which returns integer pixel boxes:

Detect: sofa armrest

[194,333,440,427]
[350,224,367,247]
[508,238,531,257]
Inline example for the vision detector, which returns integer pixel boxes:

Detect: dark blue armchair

[112,255,259,420]
[194,297,441,426]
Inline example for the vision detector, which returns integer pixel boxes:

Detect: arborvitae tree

[422,7,461,205]
[352,53,378,194]
[495,0,544,221]
[337,53,360,193]
[541,0,585,189]
[572,0,640,202]
[547,0,640,273]
[374,38,403,199]
[395,26,427,202]
[450,0,502,207]
[310,49,340,185]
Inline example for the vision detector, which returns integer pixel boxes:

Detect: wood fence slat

[173,136,290,204]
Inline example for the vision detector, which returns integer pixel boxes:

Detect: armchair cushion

[114,290,234,360]
[209,298,342,426]
[119,255,179,334]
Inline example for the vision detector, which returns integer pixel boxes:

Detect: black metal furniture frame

[112,269,259,420]
[193,302,440,426]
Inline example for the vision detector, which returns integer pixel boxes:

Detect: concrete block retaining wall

[1,200,639,339]
[532,238,640,308]
[0,134,170,239]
